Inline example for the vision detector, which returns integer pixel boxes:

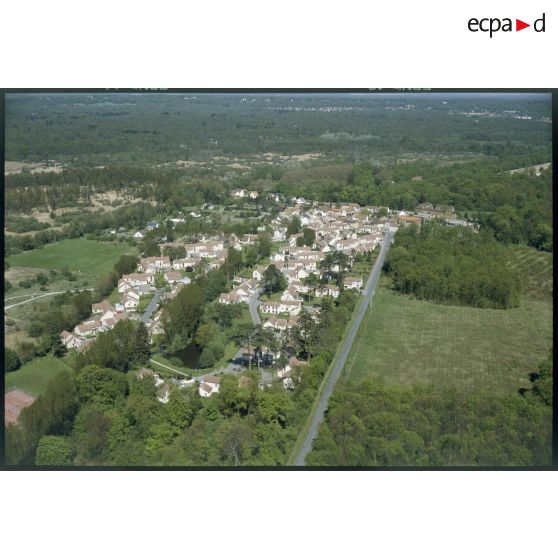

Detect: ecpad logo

[468,13,546,37]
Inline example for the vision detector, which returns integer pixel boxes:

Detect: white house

[139,256,171,273]
[172,258,198,271]
[164,271,182,284]
[60,330,83,349]
[219,291,239,305]
[157,383,170,404]
[260,301,281,314]
[133,231,144,239]
[92,300,116,316]
[260,300,301,316]
[343,276,363,290]
[281,287,302,302]
[120,273,154,288]
[280,300,302,316]
[277,357,307,379]
[316,284,340,298]
[199,374,221,397]
[123,290,141,310]
[74,320,104,337]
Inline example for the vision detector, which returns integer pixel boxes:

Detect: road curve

[293,231,394,466]
[249,288,262,325]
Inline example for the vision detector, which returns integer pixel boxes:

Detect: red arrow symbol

[516,19,530,31]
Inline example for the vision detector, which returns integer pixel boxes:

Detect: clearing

[343,278,552,395]
[4,356,73,396]
[7,238,136,276]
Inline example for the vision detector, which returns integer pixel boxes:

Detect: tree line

[384,221,521,309]
[307,351,552,467]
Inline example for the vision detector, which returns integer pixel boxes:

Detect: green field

[7,238,136,276]
[4,356,73,396]
[343,279,552,395]
[506,245,552,301]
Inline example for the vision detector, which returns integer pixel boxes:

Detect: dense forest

[383,222,521,308]
[307,351,552,467]
[5,93,551,163]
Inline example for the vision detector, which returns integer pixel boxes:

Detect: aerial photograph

[3,91,553,467]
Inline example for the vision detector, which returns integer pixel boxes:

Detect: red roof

[5,390,36,425]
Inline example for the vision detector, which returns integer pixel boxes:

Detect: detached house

[172,258,198,271]
[164,271,182,284]
[199,374,221,397]
[92,300,116,316]
[123,290,141,310]
[343,277,363,290]
[260,300,301,316]
[398,214,422,227]
[219,291,239,305]
[119,273,154,290]
[316,284,340,298]
[60,330,83,349]
[74,320,104,337]
[281,287,303,302]
[139,256,171,273]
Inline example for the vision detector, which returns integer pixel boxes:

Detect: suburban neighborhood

[4,92,551,472]
[53,197,398,404]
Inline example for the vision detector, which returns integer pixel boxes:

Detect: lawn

[4,355,73,396]
[343,279,552,395]
[7,238,136,276]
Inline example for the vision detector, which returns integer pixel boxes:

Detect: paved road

[249,288,262,325]
[139,291,161,323]
[293,231,394,466]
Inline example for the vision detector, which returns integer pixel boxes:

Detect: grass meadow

[5,356,73,396]
[7,238,136,276]
[343,274,552,396]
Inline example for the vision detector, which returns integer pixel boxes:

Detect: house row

[231,189,259,199]
[262,315,300,332]
[118,272,154,292]
[138,256,172,273]
[260,300,302,316]
[60,331,95,352]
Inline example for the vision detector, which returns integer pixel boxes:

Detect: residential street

[249,288,262,325]
[293,230,394,466]
[139,291,162,324]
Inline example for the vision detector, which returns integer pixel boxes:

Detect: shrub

[35,436,73,466]
[5,347,21,372]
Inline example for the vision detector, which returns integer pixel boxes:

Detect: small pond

[172,343,201,369]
